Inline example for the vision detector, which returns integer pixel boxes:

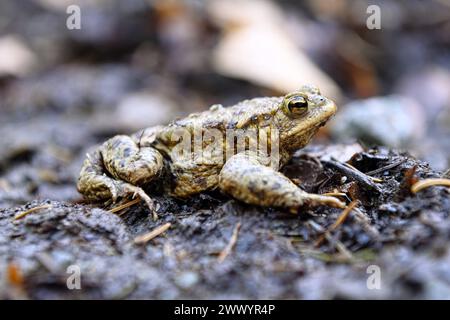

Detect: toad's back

[167,97,282,131]
[150,97,284,197]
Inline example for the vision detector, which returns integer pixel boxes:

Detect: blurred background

[0,0,449,208]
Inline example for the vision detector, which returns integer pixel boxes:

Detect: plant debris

[217,221,241,263]
[322,159,383,193]
[411,178,450,193]
[315,200,358,247]
[1,147,449,299]
[134,222,172,244]
[13,204,53,220]
[109,198,142,214]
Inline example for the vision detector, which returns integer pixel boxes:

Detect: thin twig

[329,201,358,231]
[411,178,450,193]
[443,169,450,179]
[322,159,382,193]
[344,162,382,182]
[134,223,171,244]
[315,201,358,246]
[308,220,353,260]
[14,204,52,220]
[365,158,407,176]
[322,192,347,198]
[323,233,353,260]
[36,252,59,273]
[109,198,141,214]
[218,222,241,263]
[352,207,380,239]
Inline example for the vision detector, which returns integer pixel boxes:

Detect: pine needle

[322,192,347,198]
[109,198,141,214]
[411,178,450,193]
[134,222,171,244]
[14,204,52,220]
[315,200,358,246]
[218,222,241,263]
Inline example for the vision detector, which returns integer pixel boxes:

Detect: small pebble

[174,271,199,289]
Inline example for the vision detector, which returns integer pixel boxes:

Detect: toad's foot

[219,152,345,213]
[122,183,158,220]
[77,135,163,220]
[77,151,158,219]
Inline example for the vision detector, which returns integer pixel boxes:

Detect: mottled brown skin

[77,85,344,218]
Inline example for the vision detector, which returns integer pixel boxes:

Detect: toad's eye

[284,96,308,116]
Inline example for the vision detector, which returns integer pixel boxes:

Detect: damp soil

[1,145,450,299]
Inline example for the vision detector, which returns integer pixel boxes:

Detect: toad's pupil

[289,99,308,112]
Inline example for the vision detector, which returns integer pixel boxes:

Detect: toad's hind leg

[218,152,345,213]
[77,135,163,219]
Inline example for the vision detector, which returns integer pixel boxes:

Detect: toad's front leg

[77,135,163,219]
[218,152,345,213]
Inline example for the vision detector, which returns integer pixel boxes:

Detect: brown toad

[77,85,344,218]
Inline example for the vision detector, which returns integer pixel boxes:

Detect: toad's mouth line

[286,119,331,138]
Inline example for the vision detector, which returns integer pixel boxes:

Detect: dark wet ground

[1,145,450,299]
[1,0,450,299]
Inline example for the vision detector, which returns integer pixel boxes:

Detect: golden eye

[285,95,308,116]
